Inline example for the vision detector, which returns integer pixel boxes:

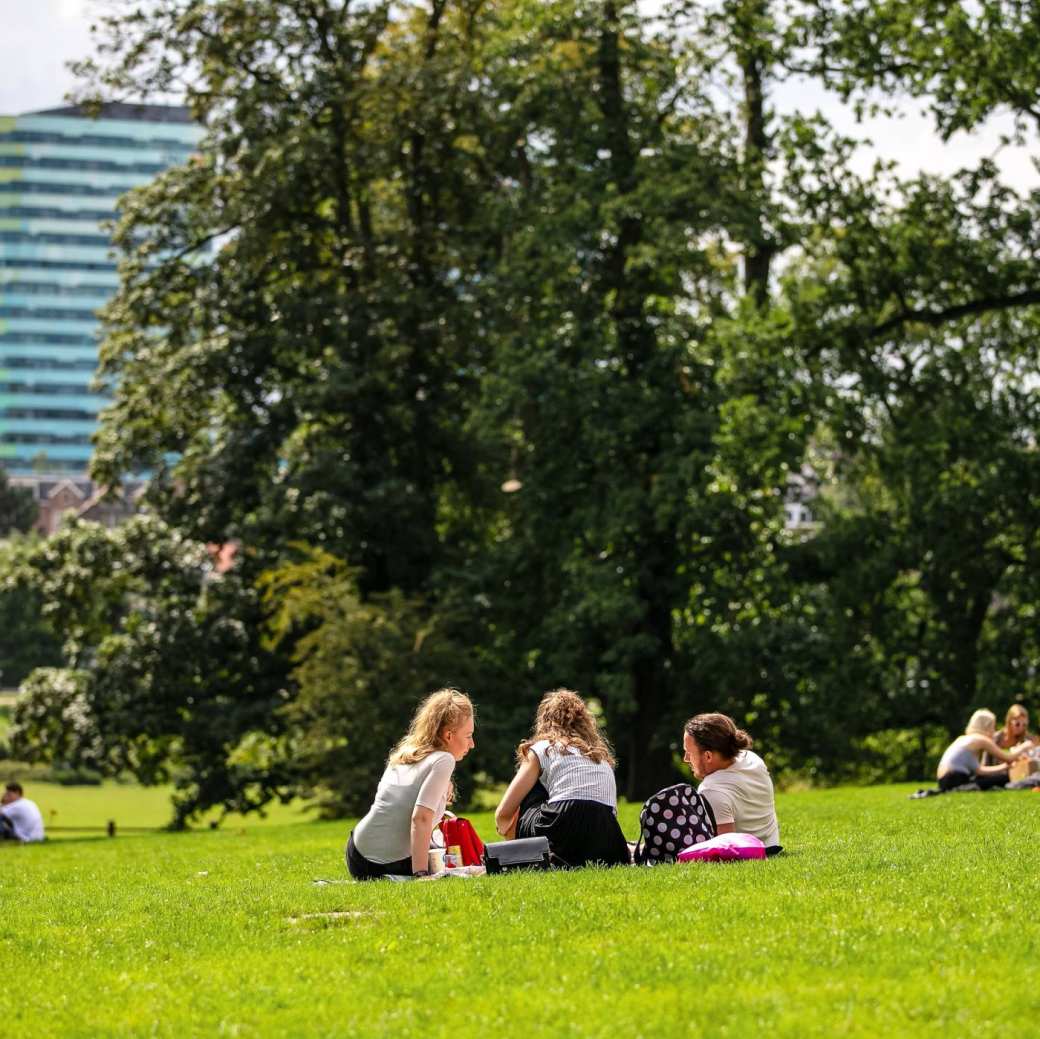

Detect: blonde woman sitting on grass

[346,688,475,881]
[494,689,630,868]
[935,708,1029,792]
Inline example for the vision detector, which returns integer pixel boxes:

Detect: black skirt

[517,784,630,868]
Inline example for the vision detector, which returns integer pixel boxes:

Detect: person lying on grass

[494,689,630,869]
[936,708,1030,792]
[681,713,781,855]
[346,688,475,881]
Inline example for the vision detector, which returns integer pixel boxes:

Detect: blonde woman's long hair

[517,688,615,767]
[965,709,996,736]
[388,688,473,766]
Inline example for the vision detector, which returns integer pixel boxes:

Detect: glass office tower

[0,103,201,475]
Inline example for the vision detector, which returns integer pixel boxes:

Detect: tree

[81,0,502,597]
[62,0,1040,797]
[258,546,496,814]
[0,538,62,692]
[0,470,36,536]
[7,517,292,827]
[802,1,1040,136]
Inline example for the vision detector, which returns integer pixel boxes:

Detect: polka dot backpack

[634,783,716,865]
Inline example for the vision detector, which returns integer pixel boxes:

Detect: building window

[2,130,196,152]
[1,433,94,446]
[0,258,118,273]
[0,306,100,321]
[0,281,112,298]
[0,231,112,248]
[0,357,97,371]
[0,206,117,221]
[2,408,100,421]
[0,156,166,175]
[0,181,134,198]
[0,382,94,395]
[0,332,97,346]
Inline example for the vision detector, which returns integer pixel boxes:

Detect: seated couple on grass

[345,686,780,880]
[493,695,781,866]
[934,707,1037,792]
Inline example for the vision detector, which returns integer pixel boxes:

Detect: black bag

[634,783,716,865]
[483,836,551,874]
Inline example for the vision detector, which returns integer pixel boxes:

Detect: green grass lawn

[3,784,1040,1038]
[15,781,317,835]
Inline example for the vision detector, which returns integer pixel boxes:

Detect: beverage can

[444,844,463,869]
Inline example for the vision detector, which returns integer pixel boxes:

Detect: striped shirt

[530,740,618,809]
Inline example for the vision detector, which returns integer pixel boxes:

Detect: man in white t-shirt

[683,713,781,850]
[1,781,45,843]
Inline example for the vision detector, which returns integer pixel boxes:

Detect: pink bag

[676,832,766,862]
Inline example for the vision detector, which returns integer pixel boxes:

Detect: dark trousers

[345,832,411,881]
[938,769,1008,792]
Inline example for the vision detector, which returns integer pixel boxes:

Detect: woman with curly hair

[494,688,630,868]
[347,688,475,880]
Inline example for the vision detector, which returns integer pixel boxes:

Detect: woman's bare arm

[975,735,1022,766]
[410,805,436,874]
[494,753,541,836]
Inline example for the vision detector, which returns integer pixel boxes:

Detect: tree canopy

[10,0,1040,816]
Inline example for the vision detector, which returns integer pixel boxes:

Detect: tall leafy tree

[0,470,37,536]
[7,517,291,826]
[0,538,62,691]
[780,153,1040,734]
[83,1,503,595]
[61,0,1040,798]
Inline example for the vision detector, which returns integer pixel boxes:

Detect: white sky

[0,0,95,116]
[1,0,1037,191]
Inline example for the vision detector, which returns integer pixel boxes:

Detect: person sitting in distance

[346,688,475,881]
[995,703,1036,754]
[494,688,630,868]
[682,712,781,855]
[980,703,1038,768]
[1,781,45,843]
[936,708,1029,791]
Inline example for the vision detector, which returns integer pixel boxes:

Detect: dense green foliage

[7,2,1040,816]
[0,469,36,536]
[258,546,503,815]
[0,539,62,693]
[3,784,1040,1037]
[4,518,293,826]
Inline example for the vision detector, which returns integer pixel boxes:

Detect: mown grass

[3,784,1040,1038]
[14,781,316,834]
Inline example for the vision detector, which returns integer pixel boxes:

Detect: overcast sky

[2,0,1037,191]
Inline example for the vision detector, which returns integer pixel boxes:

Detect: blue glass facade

[0,103,201,474]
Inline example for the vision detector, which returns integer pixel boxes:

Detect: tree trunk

[737,0,775,307]
[597,7,680,800]
[937,587,994,733]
